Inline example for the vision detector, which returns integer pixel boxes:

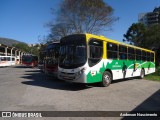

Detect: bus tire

[100,71,112,87]
[139,69,145,79]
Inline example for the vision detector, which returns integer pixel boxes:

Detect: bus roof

[85,33,154,53]
[22,55,37,57]
[47,42,60,50]
[48,41,60,44]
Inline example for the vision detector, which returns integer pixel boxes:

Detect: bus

[44,42,60,77]
[0,56,16,67]
[22,55,38,67]
[58,34,155,87]
[38,49,46,72]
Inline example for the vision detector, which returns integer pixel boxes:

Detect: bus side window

[142,51,146,61]
[12,58,15,61]
[146,52,150,61]
[136,49,141,61]
[6,57,10,61]
[128,47,135,60]
[151,53,154,62]
[55,51,59,58]
[88,39,103,67]
[107,42,118,59]
[3,57,6,61]
[119,45,127,60]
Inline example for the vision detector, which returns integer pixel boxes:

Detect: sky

[0,0,159,44]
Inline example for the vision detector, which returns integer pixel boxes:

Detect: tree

[144,24,160,66]
[143,24,160,49]
[30,46,39,56]
[123,23,160,49]
[123,23,146,47]
[48,0,118,41]
[123,23,160,66]
[12,43,30,53]
[12,43,40,56]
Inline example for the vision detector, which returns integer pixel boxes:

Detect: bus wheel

[140,69,145,79]
[100,71,112,87]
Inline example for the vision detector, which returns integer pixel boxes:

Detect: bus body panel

[44,42,60,77]
[58,64,87,83]
[59,59,155,83]
[38,50,46,72]
[45,64,58,77]
[0,56,16,67]
[85,59,155,83]
[22,55,38,67]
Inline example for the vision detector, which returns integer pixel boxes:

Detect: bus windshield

[59,34,87,69]
[46,43,59,59]
[22,56,32,62]
[46,43,60,66]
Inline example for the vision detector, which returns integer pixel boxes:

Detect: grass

[144,70,160,82]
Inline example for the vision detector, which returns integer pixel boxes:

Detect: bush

[157,66,160,76]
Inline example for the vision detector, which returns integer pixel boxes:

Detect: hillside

[0,37,27,47]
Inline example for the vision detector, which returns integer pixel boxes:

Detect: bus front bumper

[58,71,86,83]
[45,69,58,77]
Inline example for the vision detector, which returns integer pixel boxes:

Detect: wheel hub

[104,75,110,84]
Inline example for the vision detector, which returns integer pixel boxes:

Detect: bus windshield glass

[22,56,32,62]
[46,43,60,66]
[46,43,59,59]
[59,34,87,69]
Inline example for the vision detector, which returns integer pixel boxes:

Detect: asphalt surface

[0,65,160,120]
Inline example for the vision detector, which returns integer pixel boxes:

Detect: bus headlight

[81,67,86,73]
[76,68,86,76]
[76,71,80,76]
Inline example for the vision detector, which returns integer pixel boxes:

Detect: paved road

[0,65,160,120]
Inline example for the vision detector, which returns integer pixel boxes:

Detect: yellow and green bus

[58,33,155,87]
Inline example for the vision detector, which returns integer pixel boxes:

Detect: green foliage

[47,0,118,41]
[123,23,146,46]
[123,23,160,67]
[123,23,160,49]
[156,47,160,66]
[144,70,160,81]
[38,44,47,52]
[143,24,160,49]
[12,43,40,56]
[144,25,160,66]
[12,43,30,52]
[30,46,39,56]
[38,44,47,59]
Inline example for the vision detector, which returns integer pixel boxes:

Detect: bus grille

[59,72,75,80]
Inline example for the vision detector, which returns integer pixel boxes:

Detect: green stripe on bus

[86,60,155,83]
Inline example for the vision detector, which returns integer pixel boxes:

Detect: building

[0,43,27,64]
[138,7,160,25]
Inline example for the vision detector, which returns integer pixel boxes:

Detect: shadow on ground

[20,68,160,118]
[122,89,160,120]
[13,65,39,69]
[111,77,136,84]
[21,68,139,91]
[21,70,92,91]
[132,89,160,111]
